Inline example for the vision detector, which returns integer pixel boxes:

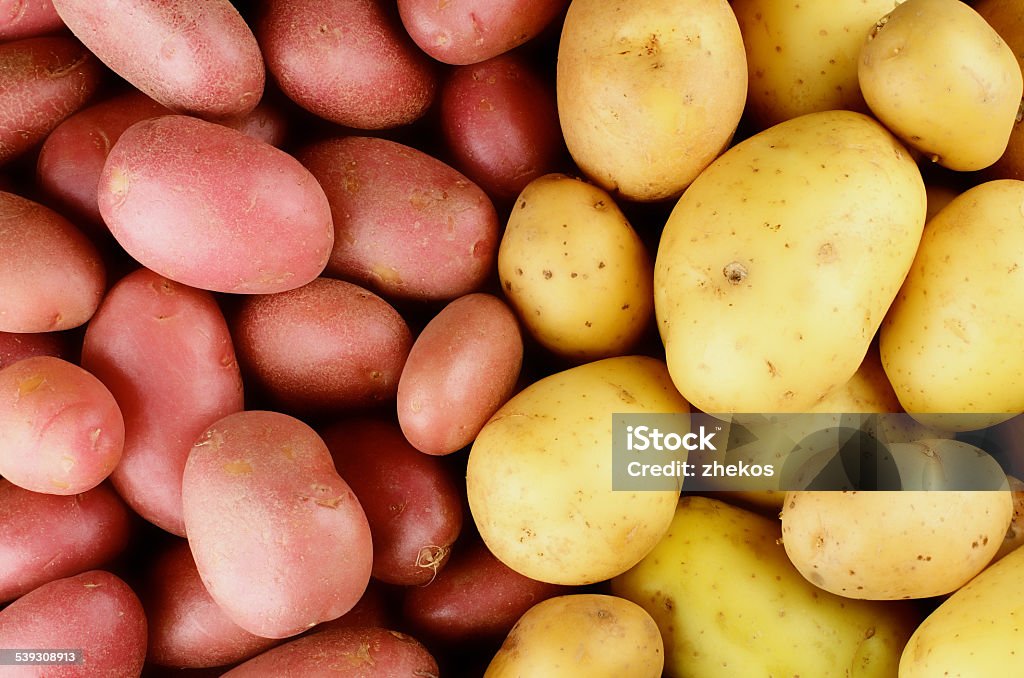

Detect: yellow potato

[556,0,746,201]
[654,110,926,412]
[484,594,663,678]
[499,175,652,361]
[612,496,920,678]
[858,0,1023,171]
[467,355,688,585]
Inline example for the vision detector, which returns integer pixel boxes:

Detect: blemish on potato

[17,374,44,396]
[722,261,748,284]
[222,460,252,475]
[817,242,838,263]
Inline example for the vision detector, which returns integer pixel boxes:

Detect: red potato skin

[258,0,436,130]
[299,137,499,302]
[51,0,263,119]
[182,410,374,639]
[222,99,290,148]
[0,356,124,495]
[0,330,71,369]
[0,191,104,332]
[0,480,132,604]
[0,36,102,165]
[310,579,393,633]
[222,627,439,678]
[233,278,412,414]
[0,0,63,41]
[398,0,569,65]
[97,115,334,294]
[81,268,244,536]
[321,418,464,586]
[0,570,147,678]
[398,293,523,455]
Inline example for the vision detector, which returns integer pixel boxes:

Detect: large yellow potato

[655,110,926,412]
[612,497,920,678]
[557,0,746,201]
[467,356,688,585]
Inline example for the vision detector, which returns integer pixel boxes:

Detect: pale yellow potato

[782,490,1012,599]
[880,180,1024,430]
[859,0,1023,171]
[467,356,688,585]
[484,595,663,678]
[654,110,926,413]
[991,476,1024,563]
[499,175,652,362]
[557,0,746,201]
[612,497,920,678]
[733,0,898,128]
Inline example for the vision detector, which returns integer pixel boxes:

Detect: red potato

[0,191,104,332]
[321,418,464,586]
[0,36,102,165]
[299,137,499,302]
[0,330,72,369]
[222,627,438,678]
[440,53,565,201]
[311,580,394,633]
[182,410,373,639]
[51,0,263,119]
[97,115,334,294]
[258,0,436,129]
[398,0,568,65]
[398,293,523,455]
[233,278,412,414]
[0,356,124,495]
[81,268,244,536]
[0,480,132,604]
[222,98,290,148]
[0,570,147,678]
[0,0,63,40]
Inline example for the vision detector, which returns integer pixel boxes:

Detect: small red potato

[98,115,334,294]
[182,410,373,639]
[0,570,147,678]
[0,330,72,369]
[0,0,63,41]
[0,356,124,495]
[0,480,132,604]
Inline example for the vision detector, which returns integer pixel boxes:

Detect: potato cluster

[0,0,1023,676]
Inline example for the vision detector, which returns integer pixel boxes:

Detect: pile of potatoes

[1,0,1023,675]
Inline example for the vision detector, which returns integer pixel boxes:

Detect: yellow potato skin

[499,175,653,362]
[859,0,1023,171]
[612,496,919,678]
[467,356,688,585]
[557,0,746,201]
[484,595,664,678]
[654,110,926,412]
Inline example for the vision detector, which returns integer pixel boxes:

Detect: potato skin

[0,0,64,41]
[0,330,72,369]
[182,410,373,639]
[298,136,498,302]
[98,115,334,294]
[397,293,522,456]
[258,0,436,129]
[82,267,244,536]
[0,570,147,678]
[52,0,263,119]
[977,0,1024,181]
[0,480,132,604]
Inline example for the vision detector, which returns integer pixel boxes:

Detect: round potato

[977,0,1024,181]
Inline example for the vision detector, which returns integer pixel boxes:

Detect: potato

[399,0,568,65]
[467,355,688,585]
[0,36,102,165]
[52,0,263,119]
[98,115,334,294]
[859,0,1023,171]
[258,0,436,129]
[0,480,132,604]
[0,330,72,369]
[397,293,522,455]
[655,110,926,412]
[977,0,1024,181]
[782,490,1012,599]
[0,356,124,495]
[484,594,664,678]
[298,136,498,302]
[612,497,920,678]
[321,417,463,586]
[233,278,412,414]
[182,410,373,639]
[992,476,1024,563]
[557,0,747,201]
[0,0,63,40]
[499,174,653,361]
[82,267,244,536]
[223,99,290,148]
[314,580,393,633]
[881,180,1024,429]
[0,570,147,678]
